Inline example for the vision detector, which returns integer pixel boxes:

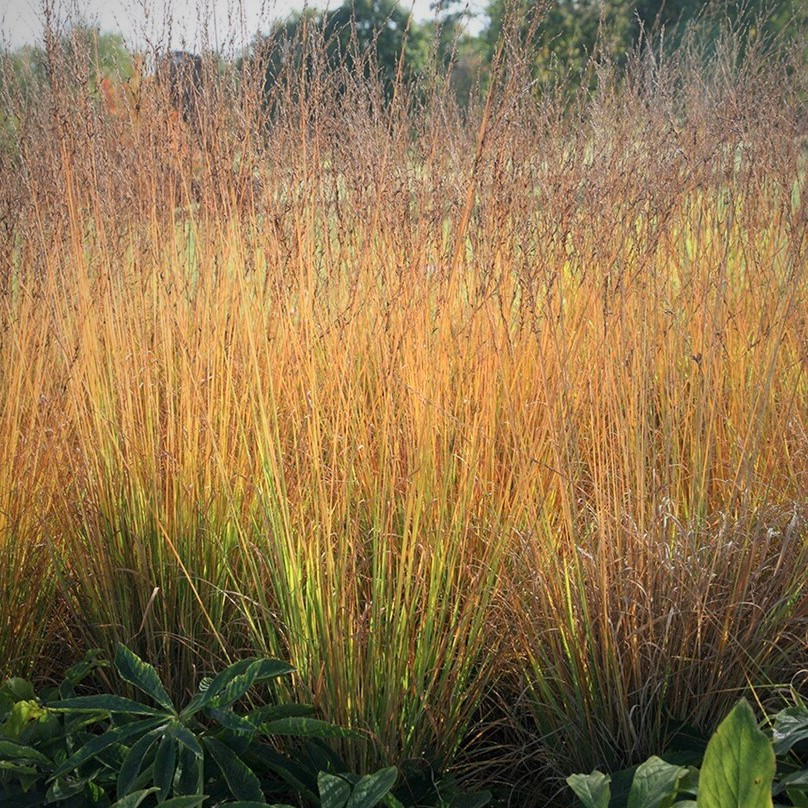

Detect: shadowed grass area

[0,12,806,802]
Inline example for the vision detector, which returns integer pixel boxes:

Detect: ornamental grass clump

[0,5,806,802]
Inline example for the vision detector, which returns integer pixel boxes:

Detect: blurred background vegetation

[2,0,806,108]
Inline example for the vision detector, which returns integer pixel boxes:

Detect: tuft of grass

[0,9,806,799]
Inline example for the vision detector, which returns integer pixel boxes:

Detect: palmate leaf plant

[0,649,113,807]
[0,644,405,808]
[568,698,808,808]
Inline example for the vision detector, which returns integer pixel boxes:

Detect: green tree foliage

[253,0,430,101]
[418,0,488,106]
[1,24,132,100]
[482,0,807,85]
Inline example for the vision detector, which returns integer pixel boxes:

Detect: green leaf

[346,767,398,808]
[696,699,775,808]
[207,707,256,735]
[0,761,38,776]
[248,703,314,725]
[117,727,163,797]
[208,670,261,711]
[184,659,295,721]
[45,775,88,803]
[0,739,52,765]
[154,733,177,800]
[772,706,808,756]
[787,788,808,807]
[62,650,109,692]
[627,756,687,808]
[246,659,295,684]
[181,660,254,719]
[773,769,808,796]
[222,804,297,808]
[172,743,203,797]
[168,722,203,758]
[50,717,166,778]
[110,787,160,808]
[114,645,175,713]
[261,717,355,739]
[679,767,700,796]
[318,772,351,808]
[567,771,611,808]
[203,736,263,802]
[156,797,207,807]
[2,700,47,739]
[2,679,36,702]
[50,695,169,717]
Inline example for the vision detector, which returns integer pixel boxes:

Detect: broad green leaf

[318,772,351,808]
[154,734,177,800]
[173,743,203,797]
[222,804,297,808]
[50,717,166,778]
[627,756,687,808]
[45,775,88,803]
[2,679,36,702]
[567,771,611,808]
[697,699,775,808]
[207,707,256,735]
[773,769,808,796]
[62,651,109,691]
[110,787,160,808]
[679,767,700,796]
[203,736,263,802]
[261,717,355,739]
[787,788,808,807]
[248,703,313,725]
[182,659,293,719]
[50,695,169,717]
[0,761,38,775]
[181,659,256,718]
[168,722,203,758]
[346,766,398,808]
[2,700,47,739]
[772,707,808,756]
[114,645,175,713]
[156,797,207,807]
[0,739,52,765]
[209,669,260,711]
[246,659,295,683]
[117,727,163,797]
[212,657,293,709]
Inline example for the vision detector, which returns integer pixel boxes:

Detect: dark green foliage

[568,698,808,808]
[482,0,807,87]
[0,647,488,808]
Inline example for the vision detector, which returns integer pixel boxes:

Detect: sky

[0,0,487,53]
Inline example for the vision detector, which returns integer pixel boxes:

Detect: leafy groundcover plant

[0,646,490,808]
[568,698,808,808]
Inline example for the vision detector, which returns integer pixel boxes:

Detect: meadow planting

[0,16,807,803]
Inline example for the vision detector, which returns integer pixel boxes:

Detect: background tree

[482,0,807,86]
[253,0,430,102]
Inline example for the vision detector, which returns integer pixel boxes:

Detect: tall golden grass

[1,13,806,801]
